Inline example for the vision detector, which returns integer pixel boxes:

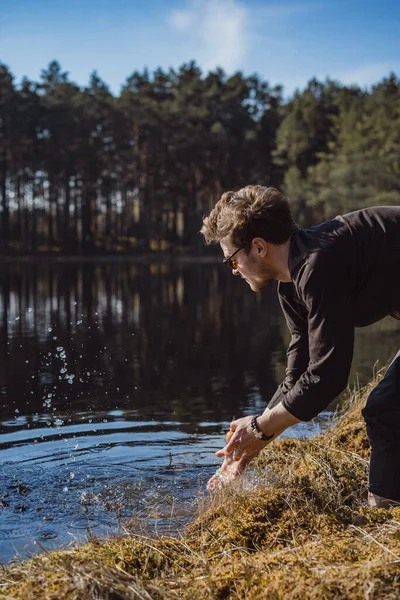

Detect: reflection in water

[0,262,286,425]
[0,261,398,563]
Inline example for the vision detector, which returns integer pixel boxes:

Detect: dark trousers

[362,350,400,501]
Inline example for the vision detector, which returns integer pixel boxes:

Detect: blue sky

[1,0,399,97]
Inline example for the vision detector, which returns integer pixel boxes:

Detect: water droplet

[48,327,53,333]
[69,472,75,479]
[63,487,68,493]
[28,308,32,313]
[60,368,67,374]
[56,347,63,352]
[15,316,20,321]
[73,302,77,306]
[15,408,19,414]
[77,320,82,325]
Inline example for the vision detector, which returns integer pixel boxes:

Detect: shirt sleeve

[281,257,355,421]
[268,283,309,409]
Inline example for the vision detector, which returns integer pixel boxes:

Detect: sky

[0,0,399,97]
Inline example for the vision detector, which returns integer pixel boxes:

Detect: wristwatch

[250,414,274,441]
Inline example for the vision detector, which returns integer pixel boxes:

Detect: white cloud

[167,0,250,73]
[168,9,195,31]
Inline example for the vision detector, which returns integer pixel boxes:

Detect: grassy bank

[2,371,400,599]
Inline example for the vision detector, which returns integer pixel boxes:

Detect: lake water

[0,260,398,563]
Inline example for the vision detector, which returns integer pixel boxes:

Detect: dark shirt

[271,206,400,421]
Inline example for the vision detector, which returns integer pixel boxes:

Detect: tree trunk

[1,156,9,250]
[64,176,71,252]
[31,184,37,253]
[81,182,96,254]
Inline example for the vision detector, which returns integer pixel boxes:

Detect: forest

[0,60,399,254]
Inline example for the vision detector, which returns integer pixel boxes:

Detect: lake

[0,259,398,563]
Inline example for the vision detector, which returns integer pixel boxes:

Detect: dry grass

[2,370,400,599]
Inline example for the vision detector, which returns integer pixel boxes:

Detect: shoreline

[2,370,400,599]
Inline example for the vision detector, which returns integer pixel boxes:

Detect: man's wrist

[250,415,274,441]
[260,402,301,432]
[256,413,276,438]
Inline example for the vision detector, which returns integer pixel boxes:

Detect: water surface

[0,261,398,562]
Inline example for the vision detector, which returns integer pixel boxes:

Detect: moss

[325,406,371,459]
[2,373,400,599]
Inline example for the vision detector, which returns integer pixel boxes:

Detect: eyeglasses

[223,247,245,269]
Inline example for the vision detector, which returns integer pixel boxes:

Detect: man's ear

[252,237,268,256]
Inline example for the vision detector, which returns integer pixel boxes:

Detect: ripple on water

[0,408,332,564]
[0,427,219,563]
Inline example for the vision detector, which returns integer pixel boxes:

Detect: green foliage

[292,74,400,221]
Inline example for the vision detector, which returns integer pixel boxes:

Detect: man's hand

[206,404,301,490]
[206,415,272,490]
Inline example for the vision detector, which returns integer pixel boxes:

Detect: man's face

[220,238,276,292]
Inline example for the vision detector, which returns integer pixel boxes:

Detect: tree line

[0,60,399,255]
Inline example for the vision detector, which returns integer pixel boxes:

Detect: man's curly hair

[201,185,297,248]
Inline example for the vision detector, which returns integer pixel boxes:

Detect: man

[201,185,400,507]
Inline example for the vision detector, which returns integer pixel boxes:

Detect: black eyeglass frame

[223,246,246,269]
